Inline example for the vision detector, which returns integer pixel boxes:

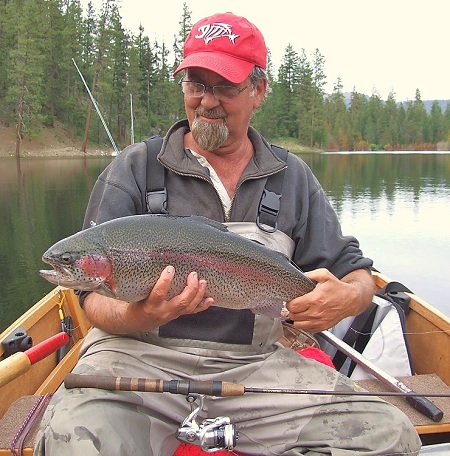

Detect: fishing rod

[130,93,135,144]
[72,58,119,155]
[64,373,450,400]
[64,372,449,451]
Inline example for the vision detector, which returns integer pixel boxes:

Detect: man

[35,12,421,455]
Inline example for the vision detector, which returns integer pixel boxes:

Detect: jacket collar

[158,119,287,180]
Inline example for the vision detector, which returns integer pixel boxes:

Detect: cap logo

[195,22,240,45]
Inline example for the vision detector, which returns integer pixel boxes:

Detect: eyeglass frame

[178,79,250,101]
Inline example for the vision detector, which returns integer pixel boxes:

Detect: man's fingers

[148,265,176,301]
[190,279,214,313]
[176,272,212,313]
[146,267,213,316]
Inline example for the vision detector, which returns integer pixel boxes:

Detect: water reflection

[0,152,449,333]
[0,157,112,333]
[301,152,450,208]
[300,152,450,317]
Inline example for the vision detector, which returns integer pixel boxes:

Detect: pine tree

[363,91,384,148]
[324,77,348,150]
[173,3,192,73]
[5,0,48,156]
[81,0,118,152]
[444,103,450,144]
[404,89,428,146]
[108,7,129,145]
[348,90,368,150]
[429,101,445,144]
[380,92,400,149]
[310,49,326,148]
[61,0,86,140]
[277,44,301,138]
[297,49,314,145]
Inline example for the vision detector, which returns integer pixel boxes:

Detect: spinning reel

[177,394,239,452]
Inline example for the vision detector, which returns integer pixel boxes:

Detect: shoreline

[0,145,115,158]
[0,150,115,158]
[0,125,115,158]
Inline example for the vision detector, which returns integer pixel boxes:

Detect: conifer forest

[1,0,449,156]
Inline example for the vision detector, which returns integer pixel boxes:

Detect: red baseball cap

[174,12,267,83]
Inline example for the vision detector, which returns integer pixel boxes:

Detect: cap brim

[173,52,254,84]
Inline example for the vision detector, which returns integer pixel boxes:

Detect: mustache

[195,107,226,119]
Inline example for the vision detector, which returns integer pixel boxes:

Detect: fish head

[39,232,114,294]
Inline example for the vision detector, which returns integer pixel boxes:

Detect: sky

[84,0,449,102]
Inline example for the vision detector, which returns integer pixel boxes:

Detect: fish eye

[60,253,79,265]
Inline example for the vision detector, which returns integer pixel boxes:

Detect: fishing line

[349,328,450,336]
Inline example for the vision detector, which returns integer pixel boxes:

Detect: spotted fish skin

[39,215,315,318]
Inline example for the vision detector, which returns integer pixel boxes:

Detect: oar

[319,330,444,422]
[0,331,69,388]
[64,373,450,400]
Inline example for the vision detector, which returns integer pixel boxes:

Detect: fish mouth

[39,267,101,290]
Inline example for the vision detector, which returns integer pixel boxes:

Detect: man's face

[182,68,266,152]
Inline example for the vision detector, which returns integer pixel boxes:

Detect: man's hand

[83,266,214,334]
[287,268,375,333]
[136,265,214,324]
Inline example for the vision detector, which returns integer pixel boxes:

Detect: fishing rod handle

[0,352,31,388]
[64,373,245,397]
[0,332,70,388]
[405,395,444,422]
[25,331,69,364]
[320,330,444,422]
[391,378,443,422]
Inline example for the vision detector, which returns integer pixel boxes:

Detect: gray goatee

[191,111,229,151]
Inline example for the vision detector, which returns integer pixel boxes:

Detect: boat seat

[357,373,450,436]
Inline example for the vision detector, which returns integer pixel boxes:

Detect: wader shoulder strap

[144,135,167,214]
[144,137,289,224]
[256,144,289,233]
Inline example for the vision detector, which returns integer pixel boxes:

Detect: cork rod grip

[64,373,245,397]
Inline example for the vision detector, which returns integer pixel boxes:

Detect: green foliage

[0,0,448,153]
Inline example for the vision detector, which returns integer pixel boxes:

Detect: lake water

[1,152,449,334]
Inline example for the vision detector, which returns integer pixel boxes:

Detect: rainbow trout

[39,215,315,318]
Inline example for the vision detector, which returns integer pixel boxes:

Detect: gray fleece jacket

[82,119,372,348]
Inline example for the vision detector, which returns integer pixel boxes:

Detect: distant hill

[413,99,449,113]
[343,93,449,113]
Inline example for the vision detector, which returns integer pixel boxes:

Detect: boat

[0,270,449,455]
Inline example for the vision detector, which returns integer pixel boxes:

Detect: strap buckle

[146,189,168,214]
[256,189,281,233]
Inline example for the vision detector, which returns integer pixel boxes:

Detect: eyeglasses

[179,80,249,101]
